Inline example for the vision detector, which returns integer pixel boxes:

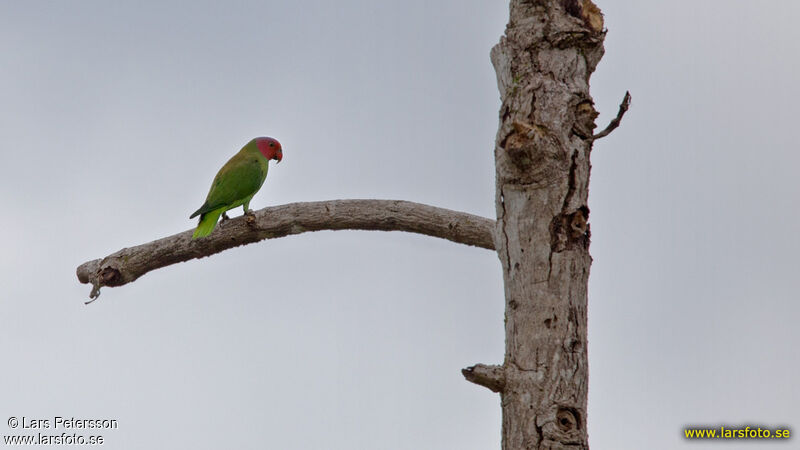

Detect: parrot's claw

[244,209,256,225]
[221,212,230,222]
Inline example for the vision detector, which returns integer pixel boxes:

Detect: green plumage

[190,139,270,239]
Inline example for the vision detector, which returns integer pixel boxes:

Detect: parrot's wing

[193,155,267,217]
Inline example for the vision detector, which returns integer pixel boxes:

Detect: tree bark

[463,1,606,449]
[76,199,495,300]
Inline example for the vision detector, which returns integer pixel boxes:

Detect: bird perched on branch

[190,137,282,239]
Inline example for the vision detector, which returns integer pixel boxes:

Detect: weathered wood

[463,1,607,449]
[76,199,495,300]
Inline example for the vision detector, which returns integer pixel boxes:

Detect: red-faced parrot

[190,137,282,239]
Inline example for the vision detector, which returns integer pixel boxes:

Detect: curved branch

[76,199,496,300]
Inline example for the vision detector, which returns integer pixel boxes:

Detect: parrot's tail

[192,208,225,239]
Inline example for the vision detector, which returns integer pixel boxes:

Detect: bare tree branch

[76,199,496,300]
[592,91,632,140]
[462,364,506,393]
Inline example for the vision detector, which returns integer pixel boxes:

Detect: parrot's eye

[269,142,275,147]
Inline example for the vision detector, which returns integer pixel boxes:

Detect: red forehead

[255,137,281,153]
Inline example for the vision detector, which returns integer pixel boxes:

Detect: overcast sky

[1,1,798,449]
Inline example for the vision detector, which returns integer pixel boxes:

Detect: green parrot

[190,137,283,239]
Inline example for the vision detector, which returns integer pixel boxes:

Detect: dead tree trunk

[463,1,607,449]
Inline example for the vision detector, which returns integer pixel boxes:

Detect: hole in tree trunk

[556,407,580,431]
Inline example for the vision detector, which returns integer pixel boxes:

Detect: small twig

[86,283,101,304]
[592,91,631,140]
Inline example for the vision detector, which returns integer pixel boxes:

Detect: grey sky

[1,1,797,449]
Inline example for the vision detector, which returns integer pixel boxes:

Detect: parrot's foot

[244,209,256,225]
[221,212,230,222]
